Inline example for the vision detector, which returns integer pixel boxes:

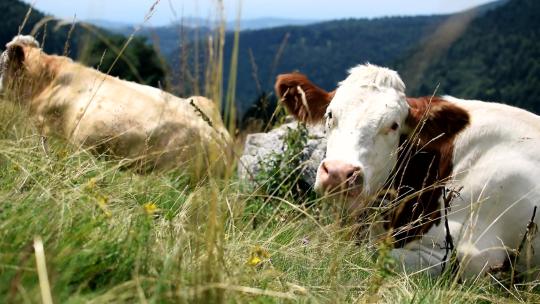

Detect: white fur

[425,96,540,277]
[316,64,540,278]
[6,35,40,48]
[314,64,409,195]
[395,96,540,278]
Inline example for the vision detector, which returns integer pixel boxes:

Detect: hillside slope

[399,0,540,113]
[222,16,449,115]
[164,1,509,117]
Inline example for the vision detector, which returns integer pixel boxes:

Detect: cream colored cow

[0,35,230,176]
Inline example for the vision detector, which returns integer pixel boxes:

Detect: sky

[23,0,498,26]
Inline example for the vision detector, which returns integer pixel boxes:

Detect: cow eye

[325,111,334,130]
[390,122,399,131]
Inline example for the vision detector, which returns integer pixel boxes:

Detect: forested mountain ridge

[398,0,540,113]
[219,15,450,115]
[170,0,512,117]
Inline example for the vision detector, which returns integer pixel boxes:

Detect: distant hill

[91,17,319,33]
[109,24,212,58]
[163,1,513,118]
[232,18,319,30]
[398,0,540,113]
[221,16,449,115]
[94,17,320,57]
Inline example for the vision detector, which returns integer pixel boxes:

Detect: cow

[0,35,231,177]
[275,64,540,279]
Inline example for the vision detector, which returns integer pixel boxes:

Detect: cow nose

[318,160,363,195]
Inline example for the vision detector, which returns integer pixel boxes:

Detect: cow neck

[383,96,469,248]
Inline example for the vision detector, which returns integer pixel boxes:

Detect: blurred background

[4,0,539,131]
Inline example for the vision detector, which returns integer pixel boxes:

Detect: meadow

[1,100,539,303]
[1,1,540,303]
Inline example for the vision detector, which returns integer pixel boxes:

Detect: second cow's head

[0,35,55,102]
[275,64,469,199]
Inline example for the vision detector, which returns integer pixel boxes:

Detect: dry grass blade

[18,2,34,35]
[33,237,53,304]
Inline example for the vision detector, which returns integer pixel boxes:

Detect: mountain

[222,15,449,115]
[398,0,540,113]
[232,18,319,30]
[110,24,212,58]
[91,17,319,33]
[93,17,319,57]
[154,16,452,117]
[164,1,514,119]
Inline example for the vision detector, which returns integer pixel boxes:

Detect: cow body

[395,96,540,277]
[1,36,230,175]
[275,64,540,278]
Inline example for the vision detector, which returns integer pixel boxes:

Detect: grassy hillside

[1,99,538,303]
[398,0,540,113]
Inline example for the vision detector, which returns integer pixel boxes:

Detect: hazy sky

[23,0,497,26]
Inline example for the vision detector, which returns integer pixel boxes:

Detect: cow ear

[406,97,469,147]
[6,43,26,67]
[275,72,335,124]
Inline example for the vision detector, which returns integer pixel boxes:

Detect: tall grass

[1,2,540,304]
[1,102,537,303]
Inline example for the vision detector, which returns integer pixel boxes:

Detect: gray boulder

[238,121,327,186]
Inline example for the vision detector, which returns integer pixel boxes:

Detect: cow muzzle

[316,159,364,197]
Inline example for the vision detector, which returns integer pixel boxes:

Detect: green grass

[0,103,539,303]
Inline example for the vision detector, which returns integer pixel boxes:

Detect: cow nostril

[346,167,363,185]
[321,161,329,175]
[347,167,361,178]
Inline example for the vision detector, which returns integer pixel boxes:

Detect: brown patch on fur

[274,73,335,123]
[385,97,470,247]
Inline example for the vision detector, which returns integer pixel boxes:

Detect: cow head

[275,64,469,199]
[0,35,50,101]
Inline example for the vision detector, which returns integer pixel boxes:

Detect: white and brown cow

[275,64,540,278]
[0,35,230,176]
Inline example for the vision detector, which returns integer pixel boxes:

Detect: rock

[238,121,326,186]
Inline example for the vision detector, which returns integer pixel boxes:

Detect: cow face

[276,64,408,197]
[275,64,470,200]
[317,65,408,197]
[0,35,41,98]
